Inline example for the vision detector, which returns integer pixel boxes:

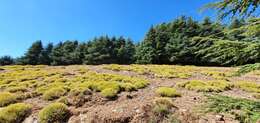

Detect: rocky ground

[9,65,258,123]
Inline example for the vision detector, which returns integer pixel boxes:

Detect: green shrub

[42,87,67,101]
[178,80,233,92]
[69,88,92,96]
[235,81,260,93]
[56,97,69,105]
[119,83,137,92]
[133,81,149,89]
[205,95,260,123]
[38,103,70,123]
[100,88,118,98]
[6,86,28,93]
[152,97,176,116]
[0,92,17,107]
[0,103,32,123]
[235,63,260,76]
[156,87,181,97]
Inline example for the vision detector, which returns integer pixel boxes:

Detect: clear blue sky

[0,0,217,57]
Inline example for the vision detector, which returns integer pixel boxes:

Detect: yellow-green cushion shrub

[0,103,32,123]
[235,81,260,93]
[100,88,118,98]
[152,97,176,116]
[178,80,232,92]
[119,83,137,91]
[6,86,28,93]
[42,87,67,101]
[38,103,70,123]
[156,87,181,97]
[0,92,17,107]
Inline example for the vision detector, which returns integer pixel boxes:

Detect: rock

[215,114,224,121]
[135,109,141,113]
[23,115,37,123]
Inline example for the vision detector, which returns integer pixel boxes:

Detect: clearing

[0,65,259,123]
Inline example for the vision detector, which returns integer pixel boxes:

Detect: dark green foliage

[84,36,135,65]
[50,41,82,65]
[195,38,260,66]
[39,43,53,65]
[17,41,43,65]
[84,36,115,64]
[0,56,14,66]
[205,95,260,123]
[235,63,260,76]
[136,16,260,66]
[202,0,260,19]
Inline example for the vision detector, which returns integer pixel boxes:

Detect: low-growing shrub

[56,97,69,105]
[69,88,92,96]
[156,87,181,97]
[178,80,233,92]
[6,86,28,93]
[235,81,260,93]
[38,103,70,123]
[133,81,149,89]
[152,97,176,117]
[100,88,118,99]
[205,95,260,123]
[0,103,32,123]
[235,63,260,76]
[0,92,17,107]
[253,93,260,99]
[119,83,137,92]
[42,87,67,101]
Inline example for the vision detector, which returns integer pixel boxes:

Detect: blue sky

[0,0,217,57]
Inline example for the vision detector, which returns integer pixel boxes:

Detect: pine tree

[22,40,44,65]
[0,56,14,66]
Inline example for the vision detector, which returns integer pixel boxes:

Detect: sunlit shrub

[0,103,32,123]
[100,88,119,98]
[38,103,70,123]
[43,87,67,101]
[0,92,17,107]
[6,86,28,93]
[235,81,260,93]
[178,80,233,92]
[156,87,181,97]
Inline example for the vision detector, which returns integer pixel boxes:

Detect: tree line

[1,17,259,66]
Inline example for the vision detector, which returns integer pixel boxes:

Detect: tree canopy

[1,16,259,66]
[203,0,260,19]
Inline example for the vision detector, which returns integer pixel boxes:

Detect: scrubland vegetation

[0,64,258,122]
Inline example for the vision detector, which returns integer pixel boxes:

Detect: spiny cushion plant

[6,86,28,93]
[42,87,67,101]
[205,95,260,123]
[200,70,232,80]
[0,103,32,123]
[0,92,17,107]
[152,97,176,116]
[100,88,119,99]
[103,64,196,78]
[38,103,70,123]
[178,80,233,92]
[156,87,181,97]
[235,81,260,93]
